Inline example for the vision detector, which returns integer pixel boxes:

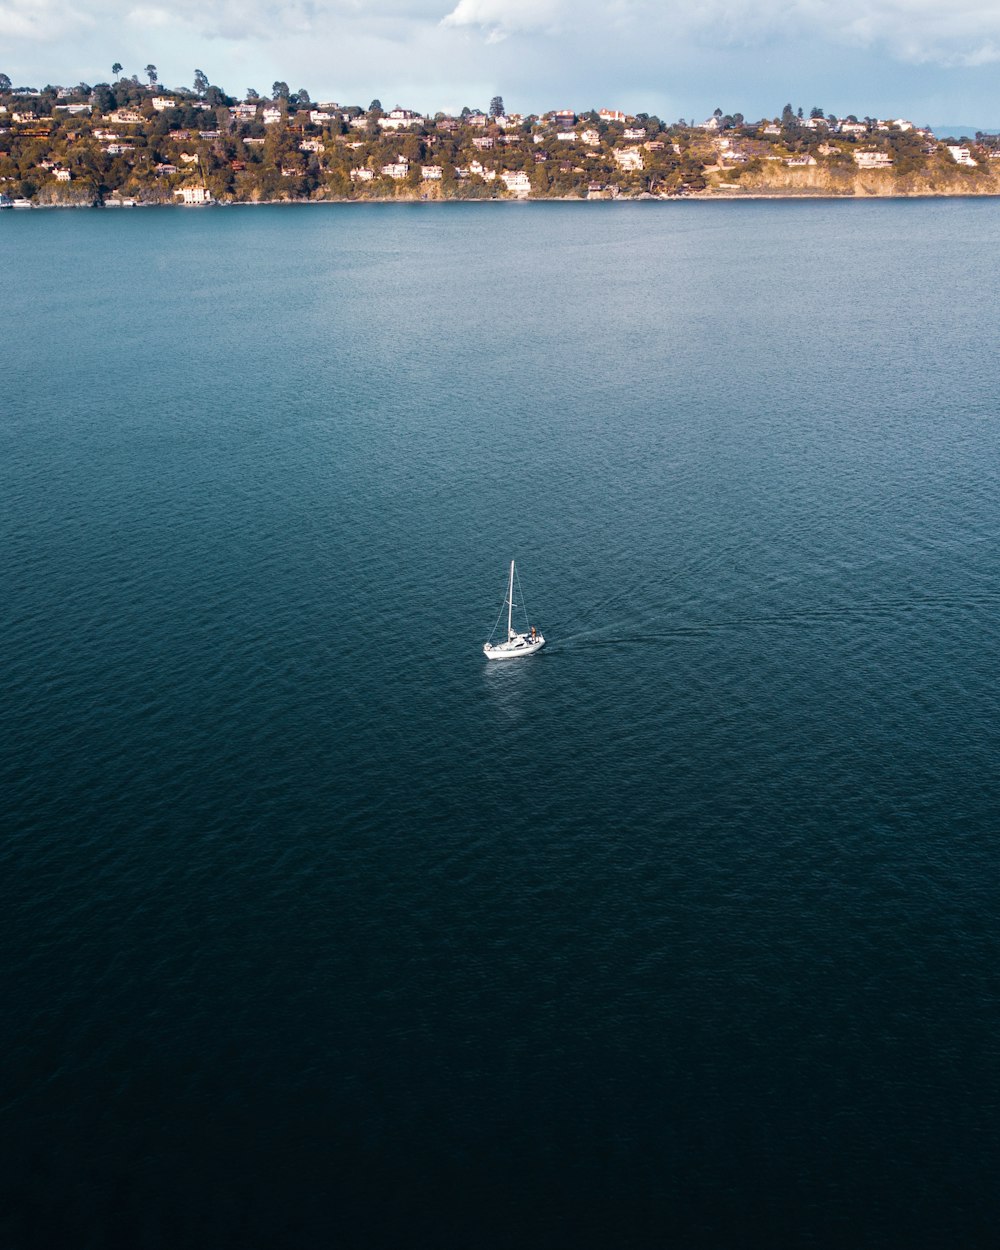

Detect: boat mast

[508,560,514,639]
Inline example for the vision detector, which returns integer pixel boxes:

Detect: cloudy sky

[3,0,1000,125]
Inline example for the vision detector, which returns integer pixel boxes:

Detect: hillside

[3,82,999,205]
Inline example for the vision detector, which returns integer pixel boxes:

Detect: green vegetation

[1,76,997,206]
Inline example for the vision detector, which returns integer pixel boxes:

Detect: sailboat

[483,560,545,659]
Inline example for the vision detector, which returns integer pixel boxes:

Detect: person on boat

[530,626,537,641]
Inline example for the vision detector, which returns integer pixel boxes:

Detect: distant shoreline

[8,188,1000,212]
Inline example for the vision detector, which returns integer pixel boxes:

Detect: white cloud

[0,0,93,40]
[441,0,563,38]
[442,0,1000,67]
[4,0,1000,121]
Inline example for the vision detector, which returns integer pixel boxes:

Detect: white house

[300,139,323,153]
[468,160,496,181]
[853,150,893,168]
[53,169,72,181]
[233,103,258,120]
[946,145,977,166]
[785,154,817,166]
[151,97,180,111]
[555,131,577,142]
[839,121,868,135]
[262,107,282,125]
[379,109,424,130]
[421,165,443,179]
[613,147,645,171]
[174,185,213,204]
[581,129,600,147]
[381,159,410,179]
[623,127,646,140]
[500,170,531,195]
[109,109,143,125]
[599,109,627,122]
[350,168,374,181]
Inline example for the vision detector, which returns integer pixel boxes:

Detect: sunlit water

[3,201,1000,1248]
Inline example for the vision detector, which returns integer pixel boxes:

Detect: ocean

[3,200,1000,1248]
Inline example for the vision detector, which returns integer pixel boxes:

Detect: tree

[489,95,505,117]
[247,87,260,100]
[368,98,382,112]
[194,69,209,95]
[296,88,311,107]
[145,64,158,86]
[272,81,290,101]
[810,106,824,119]
[112,63,122,79]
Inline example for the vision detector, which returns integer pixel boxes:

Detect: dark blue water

[3,201,1000,1248]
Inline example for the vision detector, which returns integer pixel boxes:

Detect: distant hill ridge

[3,80,1000,204]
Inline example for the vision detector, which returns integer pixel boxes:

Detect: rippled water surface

[3,201,1000,1247]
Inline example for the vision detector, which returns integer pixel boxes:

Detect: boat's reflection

[480,649,545,725]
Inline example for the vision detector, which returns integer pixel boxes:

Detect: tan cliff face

[708,160,1000,197]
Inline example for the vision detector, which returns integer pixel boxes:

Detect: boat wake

[554,589,1000,650]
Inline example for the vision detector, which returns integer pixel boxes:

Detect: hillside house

[853,150,892,168]
[174,185,213,204]
[379,108,424,130]
[613,147,645,171]
[500,170,531,196]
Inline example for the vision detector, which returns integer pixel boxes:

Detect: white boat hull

[484,632,545,660]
